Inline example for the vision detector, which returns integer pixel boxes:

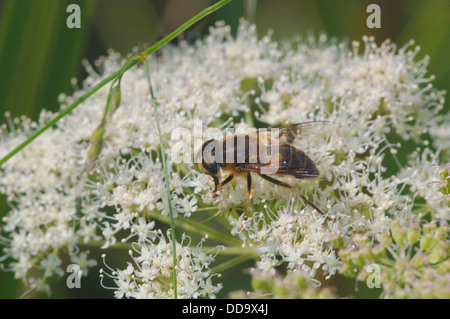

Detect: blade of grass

[13,1,59,117]
[39,0,98,117]
[0,0,232,167]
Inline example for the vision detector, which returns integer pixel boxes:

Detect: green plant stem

[80,240,133,250]
[145,209,241,246]
[210,254,257,275]
[83,240,253,257]
[143,59,178,298]
[203,246,256,256]
[18,287,36,299]
[0,0,232,167]
[194,207,219,212]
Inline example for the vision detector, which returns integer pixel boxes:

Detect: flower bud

[372,243,386,259]
[438,165,450,196]
[350,247,368,267]
[435,281,450,299]
[273,279,289,297]
[251,272,274,292]
[422,222,436,234]
[420,233,438,252]
[429,242,448,264]
[84,125,105,171]
[339,262,357,278]
[434,226,448,241]
[407,223,420,243]
[390,221,407,247]
[379,231,392,247]
[290,272,309,289]
[338,247,351,260]
[411,250,427,268]
[353,233,369,247]
[328,231,344,247]
[436,259,450,275]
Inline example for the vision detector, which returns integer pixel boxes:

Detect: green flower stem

[0,68,122,167]
[83,81,121,173]
[210,253,257,275]
[80,240,132,250]
[202,246,256,256]
[194,207,219,212]
[18,287,36,299]
[202,210,234,231]
[83,241,253,257]
[0,0,232,168]
[145,209,241,246]
[143,59,178,298]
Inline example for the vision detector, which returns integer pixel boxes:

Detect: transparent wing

[254,121,335,146]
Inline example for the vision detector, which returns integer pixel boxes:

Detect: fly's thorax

[219,133,280,165]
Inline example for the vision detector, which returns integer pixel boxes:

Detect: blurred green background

[0,0,448,298]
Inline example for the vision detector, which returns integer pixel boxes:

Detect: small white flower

[70,252,98,277]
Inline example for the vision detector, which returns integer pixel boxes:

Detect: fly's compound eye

[200,139,219,176]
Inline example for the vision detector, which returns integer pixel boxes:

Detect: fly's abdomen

[279,144,319,178]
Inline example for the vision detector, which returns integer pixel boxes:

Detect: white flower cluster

[100,233,222,299]
[0,20,448,298]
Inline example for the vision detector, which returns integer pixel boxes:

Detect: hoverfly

[198,121,330,226]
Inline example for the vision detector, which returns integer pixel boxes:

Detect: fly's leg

[212,174,234,198]
[258,173,325,216]
[239,173,253,231]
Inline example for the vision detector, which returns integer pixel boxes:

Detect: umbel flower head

[0,20,448,298]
